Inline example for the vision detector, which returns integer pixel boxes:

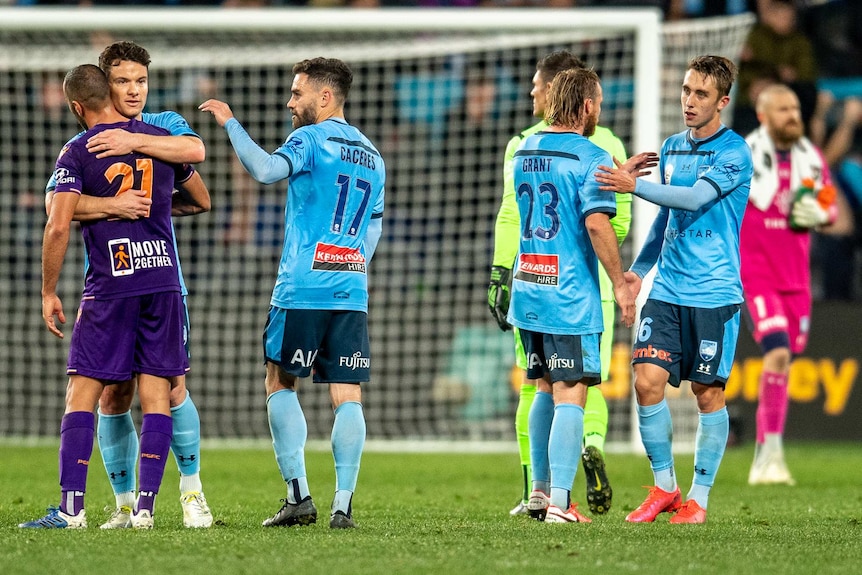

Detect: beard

[772,120,803,147]
[291,107,317,129]
[583,112,598,138]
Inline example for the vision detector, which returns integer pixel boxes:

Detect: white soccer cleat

[544,503,592,523]
[749,449,796,486]
[130,508,154,530]
[527,489,550,521]
[100,505,132,529]
[181,491,213,528]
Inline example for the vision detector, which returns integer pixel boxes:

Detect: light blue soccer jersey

[649,126,752,307]
[45,111,201,296]
[507,131,616,335]
[270,118,385,312]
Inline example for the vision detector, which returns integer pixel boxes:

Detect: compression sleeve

[629,207,669,278]
[492,134,522,269]
[633,178,718,212]
[225,118,291,185]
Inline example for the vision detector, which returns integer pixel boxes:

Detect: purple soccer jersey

[52,119,193,299]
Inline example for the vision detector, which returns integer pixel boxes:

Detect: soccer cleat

[582,446,613,515]
[262,496,317,527]
[748,450,796,486]
[625,486,682,523]
[509,501,529,516]
[181,491,214,528]
[19,506,87,529]
[100,505,132,529]
[669,500,707,524]
[130,508,154,529]
[527,489,550,521]
[329,510,356,529]
[544,503,592,523]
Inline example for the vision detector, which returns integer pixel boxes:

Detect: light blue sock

[170,392,201,476]
[267,389,309,503]
[332,401,366,493]
[637,400,677,492]
[97,410,138,496]
[528,391,554,492]
[688,407,729,510]
[548,403,584,510]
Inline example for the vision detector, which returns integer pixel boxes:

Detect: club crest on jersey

[312,242,366,273]
[699,340,718,362]
[515,253,558,286]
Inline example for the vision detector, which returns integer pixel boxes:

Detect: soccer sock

[331,401,365,515]
[755,371,789,444]
[136,413,173,514]
[688,407,729,510]
[548,403,584,510]
[97,409,138,499]
[637,400,677,493]
[515,382,536,502]
[528,390,554,492]
[59,411,95,516]
[582,385,608,453]
[170,391,203,491]
[266,389,310,503]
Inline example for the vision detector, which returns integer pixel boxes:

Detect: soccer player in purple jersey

[45,42,213,529]
[20,64,207,530]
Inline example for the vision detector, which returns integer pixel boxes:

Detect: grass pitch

[2,442,861,575]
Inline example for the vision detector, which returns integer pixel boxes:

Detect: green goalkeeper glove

[487,265,512,331]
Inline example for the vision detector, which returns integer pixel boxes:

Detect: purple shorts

[67,291,189,381]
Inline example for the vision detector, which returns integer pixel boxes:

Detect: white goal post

[0,7,752,452]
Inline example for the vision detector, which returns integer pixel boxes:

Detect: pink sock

[755,371,789,444]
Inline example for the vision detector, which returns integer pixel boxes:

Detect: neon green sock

[515,383,536,502]
[583,386,608,453]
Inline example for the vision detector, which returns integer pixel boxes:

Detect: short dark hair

[545,67,600,128]
[536,50,587,85]
[98,41,151,76]
[688,55,737,98]
[292,57,353,104]
[63,64,110,112]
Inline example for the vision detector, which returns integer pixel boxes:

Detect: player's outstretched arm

[172,171,211,217]
[86,131,205,164]
[594,152,659,193]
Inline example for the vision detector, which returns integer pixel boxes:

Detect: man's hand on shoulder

[87,129,139,159]
[488,266,512,331]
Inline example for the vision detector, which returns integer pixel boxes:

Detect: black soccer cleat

[582,446,613,515]
[262,496,318,527]
[329,510,356,529]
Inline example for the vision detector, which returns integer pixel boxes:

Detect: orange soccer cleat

[669,500,707,524]
[624,486,682,523]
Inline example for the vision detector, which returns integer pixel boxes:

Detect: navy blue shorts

[632,299,740,387]
[518,329,601,385]
[67,292,188,381]
[263,307,370,383]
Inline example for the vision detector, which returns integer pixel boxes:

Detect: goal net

[0,7,752,451]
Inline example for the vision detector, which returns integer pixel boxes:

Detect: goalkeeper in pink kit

[741,84,838,485]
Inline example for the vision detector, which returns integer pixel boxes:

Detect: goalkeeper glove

[790,194,829,229]
[487,265,512,331]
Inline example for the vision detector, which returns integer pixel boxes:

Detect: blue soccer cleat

[19,506,87,529]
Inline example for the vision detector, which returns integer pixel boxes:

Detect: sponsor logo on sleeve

[53,167,75,185]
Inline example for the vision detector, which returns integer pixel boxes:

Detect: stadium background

[0,7,856,448]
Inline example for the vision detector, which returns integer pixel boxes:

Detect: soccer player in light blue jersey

[596,55,753,524]
[200,57,384,530]
[507,68,636,524]
[44,42,213,529]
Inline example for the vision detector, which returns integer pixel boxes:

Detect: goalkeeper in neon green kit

[488,51,631,516]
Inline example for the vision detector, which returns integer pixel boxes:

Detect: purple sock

[59,411,95,516]
[136,413,172,514]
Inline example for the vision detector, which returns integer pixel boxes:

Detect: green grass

[2,442,861,575]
